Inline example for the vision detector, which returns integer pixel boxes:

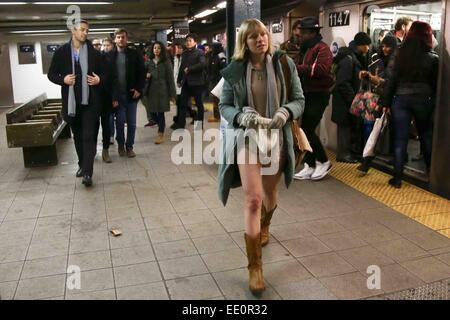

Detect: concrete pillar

[226,0,261,61]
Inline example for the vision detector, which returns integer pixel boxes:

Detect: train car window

[364,1,442,182]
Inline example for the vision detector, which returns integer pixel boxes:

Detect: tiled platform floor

[1,104,450,300]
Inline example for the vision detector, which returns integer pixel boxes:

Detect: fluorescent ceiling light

[33,2,113,4]
[215,1,226,9]
[24,33,66,36]
[10,27,115,34]
[10,29,67,33]
[0,2,27,4]
[194,9,217,19]
[89,28,116,31]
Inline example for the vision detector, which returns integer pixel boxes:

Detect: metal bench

[5,93,71,167]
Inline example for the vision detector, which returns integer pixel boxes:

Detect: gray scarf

[245,54,279,118]
[68,41,89,117]
[244,54,282,154]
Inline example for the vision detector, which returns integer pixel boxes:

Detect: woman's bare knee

[245,193,262,213]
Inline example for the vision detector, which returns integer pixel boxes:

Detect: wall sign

[331,41,339,57]
[46,44,60,53]
[329,10,350,27]
[19,44,34,53]
[173,27,189,44]
[271,23,283,34]
[17,43,36,64]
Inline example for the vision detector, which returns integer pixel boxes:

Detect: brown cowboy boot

[260,205,277,247]
[244,233,265,295]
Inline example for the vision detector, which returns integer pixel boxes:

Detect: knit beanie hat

[354,32,372,46]
[381,35,397,48]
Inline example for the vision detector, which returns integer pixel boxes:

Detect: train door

[363,1,442,183]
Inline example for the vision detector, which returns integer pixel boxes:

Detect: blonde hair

[232,19,273,61]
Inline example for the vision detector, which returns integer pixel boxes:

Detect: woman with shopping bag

[357,35,398,174]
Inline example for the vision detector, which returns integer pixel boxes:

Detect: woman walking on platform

[145,41,176,144]
[218,19,305,295]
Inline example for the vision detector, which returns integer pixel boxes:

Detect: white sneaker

[294,163,315,180]
[311,161,332,181]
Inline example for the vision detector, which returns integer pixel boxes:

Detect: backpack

[330,46,357,92]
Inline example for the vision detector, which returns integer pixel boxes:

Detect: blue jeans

[115,94,137,149]
[151,112,166,133]
[391,95,433,177]
[363,120,375,144]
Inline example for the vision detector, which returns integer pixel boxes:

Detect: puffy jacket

[381,50,439,108]
[296,35,334,93]
[177,47,206,87]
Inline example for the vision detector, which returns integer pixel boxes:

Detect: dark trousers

[151,112,166,133]
[178,84,205,127]
[212,96,220,119]
[70,105,98,177]
[337,124,352,159]
[391,95,433,178]
[301,92,330,167]
[95,110,111,150]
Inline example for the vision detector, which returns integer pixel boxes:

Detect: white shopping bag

[363,113,387,158]
[211,78,228,141]
[211,77,224,99]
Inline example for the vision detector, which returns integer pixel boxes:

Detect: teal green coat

[217,51,305,206]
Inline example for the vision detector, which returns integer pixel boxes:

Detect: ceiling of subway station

[0,0,192,40]
[0,0,307,41]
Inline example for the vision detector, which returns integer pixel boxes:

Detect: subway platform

[0,104,449,300]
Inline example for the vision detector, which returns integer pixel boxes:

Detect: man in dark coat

[331,32,372,163]
[175,33,206,130]
[92,39,114,163]
[293,16,334,181]
[110,28,146,158]
[48,19,106,187]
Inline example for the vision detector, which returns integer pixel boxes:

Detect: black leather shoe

[76,168,83,178]
[336,155,358,163]
[82,175,92,187]
[388,177,401,188]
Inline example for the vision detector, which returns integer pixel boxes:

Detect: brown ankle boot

[244,233,265,295]
[260,205,277,247]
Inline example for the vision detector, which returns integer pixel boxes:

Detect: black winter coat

[47,39,106,122]
[331,45,364,125]
[110,47,146,102]
[380,50,439,108]
[100,51,114,114]
[177,47,206,87]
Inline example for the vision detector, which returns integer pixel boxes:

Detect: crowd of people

[47,16,439,295]
[48,20,227,185]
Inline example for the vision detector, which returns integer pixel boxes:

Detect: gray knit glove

[268,107,290,129]
[236,107,260,128]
